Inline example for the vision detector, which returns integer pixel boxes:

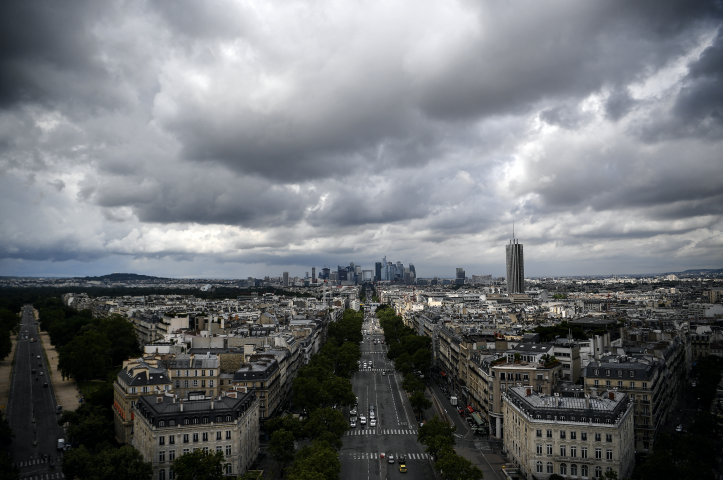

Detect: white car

[350,420,357,428]
[360,415,367,425]
[370,418,377,427]
[382,371,386,376]
[350,408,357,415]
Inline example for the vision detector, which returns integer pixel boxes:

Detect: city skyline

[1,1,721,279]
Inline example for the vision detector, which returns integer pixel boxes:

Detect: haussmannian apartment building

[503,386,635,480]
[134,389,259,480]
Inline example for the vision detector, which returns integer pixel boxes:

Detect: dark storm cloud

[0,0,721,275]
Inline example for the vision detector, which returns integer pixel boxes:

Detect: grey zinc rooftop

[508,386,625,412]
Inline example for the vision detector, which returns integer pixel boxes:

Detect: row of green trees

[267,308,364,479]
[0,309,20,361]
[375,305,433,417]
[417,416,483,479]
[37,298,141,382]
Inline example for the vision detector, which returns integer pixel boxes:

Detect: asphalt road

[7,306,66,478]
[340,315,436,480]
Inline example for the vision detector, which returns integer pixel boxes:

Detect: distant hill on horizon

[83,273,166,281]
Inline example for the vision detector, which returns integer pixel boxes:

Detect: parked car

[350,408,357,415]
[57,439,65,451]
[388,454,395,464]
[350,420,357,428]
[360,415,367,425]
[370,418,377,427]
[399,457,407,473]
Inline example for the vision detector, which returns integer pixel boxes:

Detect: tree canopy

[172,449,226,480]
[62,445,152,480]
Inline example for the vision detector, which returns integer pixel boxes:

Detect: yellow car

[399,458,407,473]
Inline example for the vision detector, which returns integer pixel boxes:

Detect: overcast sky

[1,0,722,279]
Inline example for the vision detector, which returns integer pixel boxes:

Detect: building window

[183,434,189,443]
[631,381,636,388]
[581,432,587,441]
[216,431,222,441]
[226,430,232,440]
[547,445,553,455]
[581,447,587,459]
[606,434,613,442]
[184,380,189,388]
[201,380,206,388]
[193,433,199,442]
[606,370,610,376]
[226,415,232,422]
[209,380,215,388]
[536,462,543,473]
[607,449,613,460]
[606,380,611,387]
[169,469,174,480]
[193,380,199,387]
[594,369,599,375]
[203,447,209,454]
[216,446,222,453]
[176,370,181,377]
[537,444,542,455]
[202,417,209,424]
[159,451,165,462]
[629,371,635,378]
[560,463,567,475]
[225,464,232,474]
[642,382,648,388]
[159,436,165,446]
[618,381,623,387]
[194,370,198,377]
[570,446,577,457]
[547,429,553,438]
[159,469,165,480]
[547,462,553,474]
[226,445,232,455]
[581,465,588,477]
[193,417,199,425]
[595,433,601,442]
[595,466,603,477]
[210,370,214,376]
[570,431,576,440]
[570,464,577,476]
[594,379,599,386]
[169,419,176,427]
[169,435,175,445]
[618,370,623,377]
[169,450,175,461]
[158,421,165,428]
[536,429,542,438]
[183,449,189,455]
[202,433,208,442]
[175,380,181,388]
[185,370,189,377]
[595,448,602,459]
[560,431,566,439]
[560,445,566,457]
[202,370,206,377]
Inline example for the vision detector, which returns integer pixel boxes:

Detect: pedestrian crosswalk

[19,473,64,480]
[346,428,417,436]
[357,368,394,372]
[343,452,431,460]
[17,457,60,467]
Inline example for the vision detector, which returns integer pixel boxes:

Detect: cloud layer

[1,0,722,277]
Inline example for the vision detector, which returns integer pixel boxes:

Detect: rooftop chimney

[526,387,532,396]
[608,391,615,401]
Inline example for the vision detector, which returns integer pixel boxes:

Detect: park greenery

[0,410,19,480]
[265,308,363,479]
[0,309,20,361]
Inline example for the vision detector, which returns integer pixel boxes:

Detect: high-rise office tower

[283,272,289,287]
[456,267,465,279]
[409,263,416,278]
[375,262,382,281]
[312,267,316,282]
[506,235,524,294]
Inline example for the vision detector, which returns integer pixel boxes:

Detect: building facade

[506,238,524,294]
[503,386,635,480]
[114,355,174,445]
[134,389,259,480]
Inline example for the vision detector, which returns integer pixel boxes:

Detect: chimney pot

[609,391,615,400]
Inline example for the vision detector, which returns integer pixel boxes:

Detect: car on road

[360,415,367,425]
[31,369,36,374]
[350,420,357,428]
[382,371,386,376]
[370,418,376,427]
[388,454,395,464]
[43,383,48,388]
[57,439,65,450]
[676,424,683,432]
[399,457,407,473]
[37,355,40,359]
[350,407,357,415]
[39,372,44,376]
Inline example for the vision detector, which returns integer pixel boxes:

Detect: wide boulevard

[339,314,436,480]
[8,306,66,479]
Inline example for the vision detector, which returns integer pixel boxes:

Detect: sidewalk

[38,327,81,412]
